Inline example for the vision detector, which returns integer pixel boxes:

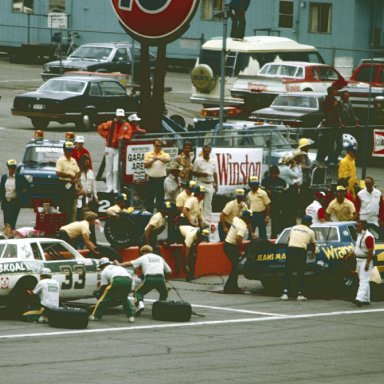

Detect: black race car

[12,75,139,130]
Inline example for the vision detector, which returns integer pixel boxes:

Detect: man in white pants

[353,220,375,307]
[97,109,133,193]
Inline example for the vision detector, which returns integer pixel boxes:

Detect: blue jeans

[251,212,267,239]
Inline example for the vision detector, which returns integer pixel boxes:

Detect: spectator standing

[355,177,384,228]
[72,135,92,169]
[339,91,360,127]
[219,188,247,241]
[296,139,313,213]
[175,141,194,183]
[0,159,31,229]
[280,215,316,301]
[127,113,147,135]
[325,185,357,221]
[164,162,181,203]
[316,86,343,165]
[305,191,326,223]
[352,220,375,307]
[246,176,270,239]
[223,210,253,293]
[55,142,80,224]
[89,257,135,322]
[192,145,218,221]
[97,108,133,193]
[115,245,172,315]
[77,155,98,219]
[262,165,286,238]
[144,139,170,213]
[338,145,358,199]
[229,0,250,39]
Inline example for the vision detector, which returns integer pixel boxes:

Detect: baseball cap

[235,188,245,197]
[98,257,111,268]
[336,185,346,192]
[128,113,141,122]
[63,141,74,151]
[194,185,206,194]
[298,138,314,149]
[302,215,313,225]
[249,176,260,185]
[75,135,85,143]
[115,108,125,117]
[116,193,128,201]
[315,191,326,199]
[7,159,17,167]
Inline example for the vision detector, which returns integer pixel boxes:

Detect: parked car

[241,222,384,298]
[11,75,139,130]
[231,61,346,110]
[249,92,326,128]
[41,42,156,82]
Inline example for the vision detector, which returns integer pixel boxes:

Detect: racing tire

[7,276,38,317]
[31,118,49,130]
[93,245,122,262]
[48,307,89,329]
[77,110,95,131]
[104,214,140,250]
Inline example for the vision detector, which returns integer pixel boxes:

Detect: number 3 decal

[60,265,86,290]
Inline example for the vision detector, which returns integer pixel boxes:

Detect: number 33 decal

[119,0,172,13]
[60,265,86,290]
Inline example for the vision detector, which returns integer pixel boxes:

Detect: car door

[40,240,99,300]
[98,80,133,117]
[110,47,132,75]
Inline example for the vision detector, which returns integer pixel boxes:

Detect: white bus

[190,36,324,107]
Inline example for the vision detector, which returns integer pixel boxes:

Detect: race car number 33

[110,0,199,41]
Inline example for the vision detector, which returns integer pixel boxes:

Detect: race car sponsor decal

[0,262,29,274]
[0,276,9,289]
[255,252,286,261]
[321,245,354,260]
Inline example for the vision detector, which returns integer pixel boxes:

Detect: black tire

[7,276,38,317]
[104,214,139,249]
[77,110,95,131]
[31,118,49,130]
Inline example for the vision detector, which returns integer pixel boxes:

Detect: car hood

[19,165,59,178]
[16,90,78,101]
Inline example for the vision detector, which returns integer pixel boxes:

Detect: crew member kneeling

[90,257,135,322]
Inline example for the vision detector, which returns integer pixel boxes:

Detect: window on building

[201,0,224,21]
[12,0,34,13]
[279,1,293,28]
[49,0,65,13]
[309,3,332,33]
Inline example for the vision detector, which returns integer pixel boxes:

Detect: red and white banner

[197,147,264,194]
[372,129,384,157]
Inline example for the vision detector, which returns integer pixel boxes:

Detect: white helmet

[98,257,111,269]
[342,133,358,151]
[41,268,52,277]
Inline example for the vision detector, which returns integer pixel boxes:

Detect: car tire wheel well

[8,275,38,317]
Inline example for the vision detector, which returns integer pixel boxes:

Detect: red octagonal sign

[110,0,200,44]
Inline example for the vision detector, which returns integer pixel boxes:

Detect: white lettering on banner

[373,129,384,157]
[196,147,263,194]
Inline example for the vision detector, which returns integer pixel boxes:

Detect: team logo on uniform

[110,0,199,42]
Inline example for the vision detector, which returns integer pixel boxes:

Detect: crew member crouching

[115,245,172,316]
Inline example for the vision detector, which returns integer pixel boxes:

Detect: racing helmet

[342,134,358,151]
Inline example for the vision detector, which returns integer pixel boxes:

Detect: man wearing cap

[223,209,253,294]
[219,188,247,241]
[175,141,194,183]
[24,268,60,324]
[180,185,206,280]
[325,185,357,221]
[56,142,80,224]
[261,165,287,238]
[97,108,133,193]
[280,215,316,301]
[58,211,99,254]
[144,139,170,213]
[176,180,196,213]
[246,176,271,240]
[90,257,135,322]
[192,145,218,221]
[106,193,128,217]
[338,145,358,199]
[72,135,92,169]
[0,159,31,229]
[127,113,147,135]
[115,245,172,316]
[355,177,384,228]
[305,191,326,224]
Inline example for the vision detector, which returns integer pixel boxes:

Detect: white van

[190,36,324,107]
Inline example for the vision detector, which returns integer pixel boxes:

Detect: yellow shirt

[247,189,271,212]
[326,198,356,221]
[222,199,247,224]
[144,150,170,178]
[176,190,191,209]
[225,217,247,245]
[338,154,357,197]
[288,224,315,249]
[60,220,90,239]
[145,212,166,231]
[56,155,80,181]
[182,196,202,225]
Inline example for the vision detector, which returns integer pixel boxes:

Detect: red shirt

[97,120,132,148]
[72,147,92,169]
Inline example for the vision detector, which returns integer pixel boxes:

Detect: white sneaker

[136,301,144,316]
[38,316,49,324]
[297,295,307,301]
[128,316,135,323]
[280,293,289,301]
[88,315,99,321]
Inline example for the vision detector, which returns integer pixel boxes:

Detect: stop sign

[110,0,200,44]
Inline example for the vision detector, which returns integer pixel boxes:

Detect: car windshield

[272,95,319,110]
[24,146,63,165]
[69,46,113,61]
[38,79,86,94]
[277,226,339,244]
